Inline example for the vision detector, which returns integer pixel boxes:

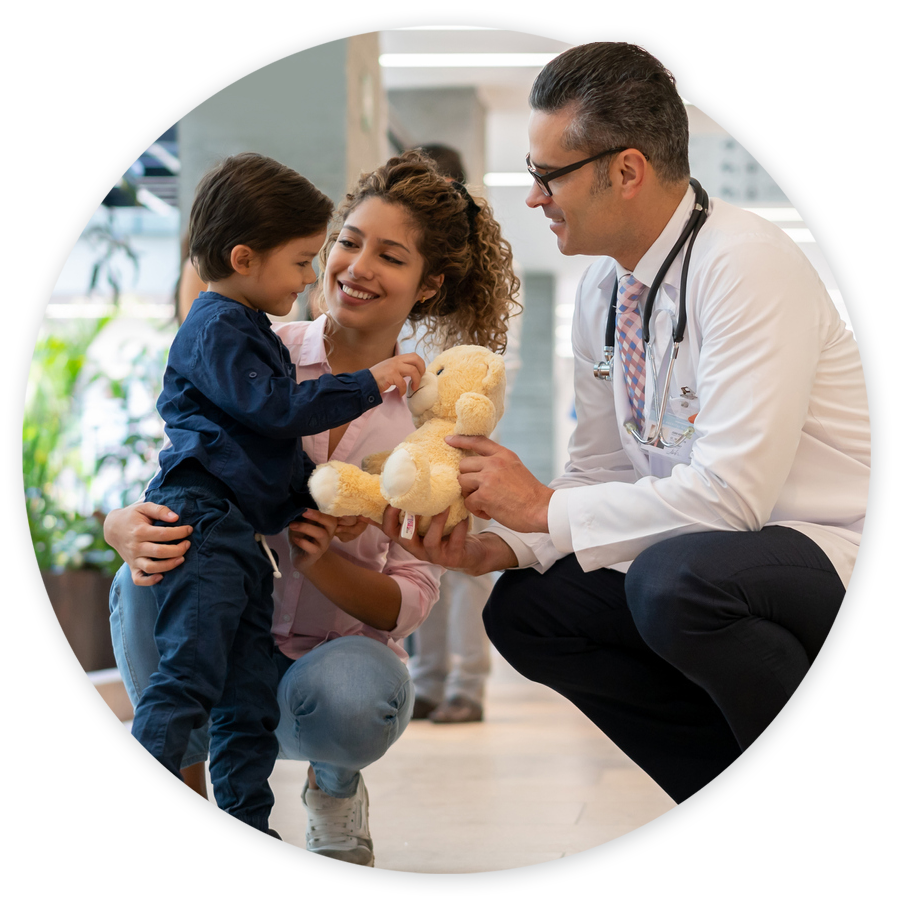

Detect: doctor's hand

[375,507,518,577]
[448,435,554,534]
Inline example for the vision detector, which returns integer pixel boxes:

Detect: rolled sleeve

[382,543,442,640]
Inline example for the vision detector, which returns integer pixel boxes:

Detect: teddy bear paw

[381,447,420,503]
[308,463,341,512]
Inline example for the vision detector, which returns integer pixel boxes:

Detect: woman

[104,150,520,866]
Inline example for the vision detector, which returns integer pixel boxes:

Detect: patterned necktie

[616,274,648,431]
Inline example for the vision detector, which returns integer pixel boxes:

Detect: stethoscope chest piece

[592,178,709,444]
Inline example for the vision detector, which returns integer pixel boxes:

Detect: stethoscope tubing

[600,178,709,447]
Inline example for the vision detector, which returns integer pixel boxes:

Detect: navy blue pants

[483,526,845,803]
[130,473,280,832]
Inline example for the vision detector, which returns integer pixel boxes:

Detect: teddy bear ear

[482,352,506,390]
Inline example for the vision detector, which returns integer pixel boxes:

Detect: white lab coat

[491,188,870,589]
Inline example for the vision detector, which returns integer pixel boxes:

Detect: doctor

[382,42,870,802]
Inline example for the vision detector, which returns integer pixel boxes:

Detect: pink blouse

[266,316,443,663]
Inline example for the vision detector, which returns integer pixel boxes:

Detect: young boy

[129,153,424,836]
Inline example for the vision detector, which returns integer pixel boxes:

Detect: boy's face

[242,231,327,318]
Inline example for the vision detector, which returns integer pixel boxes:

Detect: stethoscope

[593,178,710,448]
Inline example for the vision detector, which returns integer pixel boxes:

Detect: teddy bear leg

[360,450,392,475]
[308,461,388,522]
[381,444,462,517]
[380,445,424,505]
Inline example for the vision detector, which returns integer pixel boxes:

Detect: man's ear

[616,149,649,200]
[229,244,257,275]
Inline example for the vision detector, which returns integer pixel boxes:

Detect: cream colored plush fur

[309,344,506,536]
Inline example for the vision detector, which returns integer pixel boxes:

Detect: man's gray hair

[529,43,690,186]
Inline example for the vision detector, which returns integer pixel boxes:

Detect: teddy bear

[308,344,506,536]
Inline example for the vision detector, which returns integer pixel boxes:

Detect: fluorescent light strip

[572,25,700,31]
[379,53,558,68]
[399,25,496,30]
[708,91,872,106]
[782,228,872,244]
[744,207,872,222]
[380,52,556,67]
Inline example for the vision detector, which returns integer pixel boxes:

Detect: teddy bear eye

[435,367,444,375]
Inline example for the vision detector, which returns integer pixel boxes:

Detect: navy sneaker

[216,828,300,875]
[91,806,203,875]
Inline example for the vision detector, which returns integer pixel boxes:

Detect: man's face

[525,108,623,258]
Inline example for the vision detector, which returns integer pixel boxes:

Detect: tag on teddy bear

[400,511,416,539]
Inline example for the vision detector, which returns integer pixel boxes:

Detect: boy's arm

[177,313,381,438]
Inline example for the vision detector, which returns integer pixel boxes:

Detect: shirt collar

[197,290,273,327]
[296,313,331,368]
[617,185,695,292]
[295,312,405,371]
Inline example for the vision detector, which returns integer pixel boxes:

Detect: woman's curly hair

[321,149,521,354]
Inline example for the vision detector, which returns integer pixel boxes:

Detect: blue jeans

[131,479,280,832]
[110,568,414,802]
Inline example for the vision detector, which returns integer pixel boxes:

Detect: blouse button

[292,571,300,579]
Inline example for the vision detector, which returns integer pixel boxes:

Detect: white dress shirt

[490,187,870,589]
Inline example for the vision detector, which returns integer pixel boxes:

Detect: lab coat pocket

[643,395,698,477]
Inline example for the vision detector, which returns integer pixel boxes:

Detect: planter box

[42,569,116,672]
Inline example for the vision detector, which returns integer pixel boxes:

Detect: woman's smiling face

[323,197,440,338]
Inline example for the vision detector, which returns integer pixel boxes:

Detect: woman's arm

[102,501,193,586]
[289,509,402,632]
[303,552,402,632]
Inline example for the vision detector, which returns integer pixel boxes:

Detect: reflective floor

[267,649,675,874]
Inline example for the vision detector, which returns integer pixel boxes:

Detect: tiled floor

[266,649,675,873]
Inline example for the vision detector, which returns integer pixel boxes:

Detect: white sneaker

[301,774,374,866]
[168,801,219,869]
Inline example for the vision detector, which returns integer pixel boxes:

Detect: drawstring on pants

[255,533,282,579]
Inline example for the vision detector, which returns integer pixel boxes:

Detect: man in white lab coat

[382,42,869,802]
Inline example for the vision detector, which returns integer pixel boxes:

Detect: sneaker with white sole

[301,774,374,866]
[168,801,219,869]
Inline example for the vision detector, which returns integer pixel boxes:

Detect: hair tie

[450,180,480,229]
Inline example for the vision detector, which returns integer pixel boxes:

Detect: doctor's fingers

[446,434,504,456]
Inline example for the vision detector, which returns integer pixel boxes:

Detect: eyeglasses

[525,147,637,197]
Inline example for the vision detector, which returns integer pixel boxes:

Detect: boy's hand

[370,352,426,395]
[288,509,339,573]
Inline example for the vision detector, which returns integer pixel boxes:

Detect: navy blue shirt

[148,292,381,534]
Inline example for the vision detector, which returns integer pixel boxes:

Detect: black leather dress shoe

[763,809,872,875]
[650,797,806,875]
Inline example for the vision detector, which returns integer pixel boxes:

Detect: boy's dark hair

[188,152,334,282]
[529,42,690,186]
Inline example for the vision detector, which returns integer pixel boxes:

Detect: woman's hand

[288,509,339,573]
[374,507,517,576]
[102,502,193,586]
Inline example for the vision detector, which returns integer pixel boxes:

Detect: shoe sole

[91,850,134,875]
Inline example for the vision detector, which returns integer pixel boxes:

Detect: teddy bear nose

[407,371,439,414]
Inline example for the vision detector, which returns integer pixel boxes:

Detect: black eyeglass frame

[525,147,646,196]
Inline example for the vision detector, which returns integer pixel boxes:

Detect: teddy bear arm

[453,393,497,436]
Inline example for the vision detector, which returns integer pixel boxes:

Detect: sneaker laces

[305,786,368,850]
